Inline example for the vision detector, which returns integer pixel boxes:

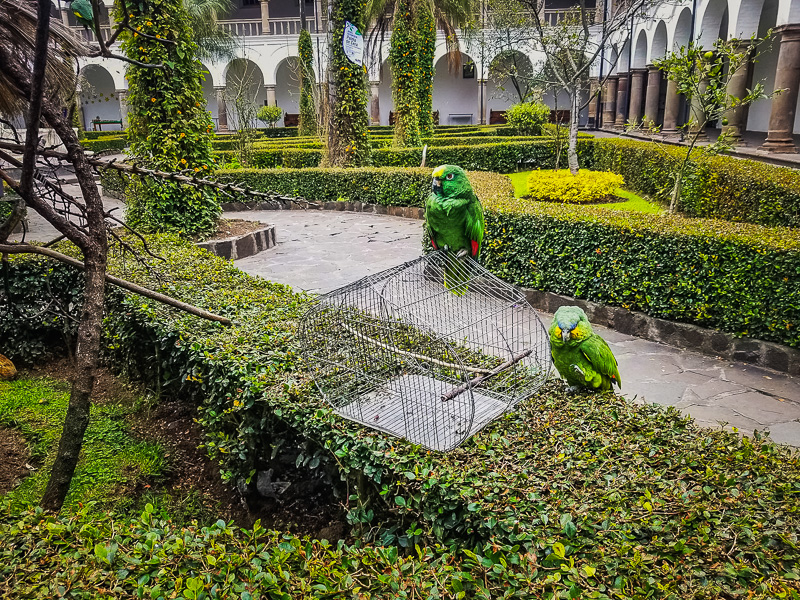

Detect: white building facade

[68,0,800,152]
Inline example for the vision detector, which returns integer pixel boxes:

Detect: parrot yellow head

[549,306,593,346]
[431,165,471,199]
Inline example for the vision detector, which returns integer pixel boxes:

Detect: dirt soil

[193,218,267,242]
[0,427,30,495]
[16,360,348,540]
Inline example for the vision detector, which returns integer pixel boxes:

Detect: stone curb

[196,225,276,261]
[523,289,800,377]
[221,200,426,220]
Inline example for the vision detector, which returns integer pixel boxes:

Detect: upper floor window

[243,0,259,5]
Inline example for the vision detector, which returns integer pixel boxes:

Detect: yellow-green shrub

[526,169,624,203]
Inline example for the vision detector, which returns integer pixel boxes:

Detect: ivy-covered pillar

[322,0,371,166]
[116,89,129,129]
[389,0,421,147]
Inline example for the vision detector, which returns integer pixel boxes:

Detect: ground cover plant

[0,376,163,512]
[2,238,799,599]
[525,169,624,204]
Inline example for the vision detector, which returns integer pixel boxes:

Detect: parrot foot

[456,248,468,259]
[566,385,582,394]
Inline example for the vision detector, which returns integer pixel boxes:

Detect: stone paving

[234,209,800,447]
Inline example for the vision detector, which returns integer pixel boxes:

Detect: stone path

[234,209,800,447]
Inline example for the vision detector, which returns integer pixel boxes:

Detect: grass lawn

[0,376,164,512]
[507,170,665,214]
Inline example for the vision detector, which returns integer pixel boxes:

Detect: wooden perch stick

[0,244,231,325]
[441,348,533,402]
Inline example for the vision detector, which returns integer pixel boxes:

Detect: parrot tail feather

[443,254,471,296]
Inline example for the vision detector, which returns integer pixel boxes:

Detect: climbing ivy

[416,0,435,138]
[298,29,318,136]
[322,0,372,167]
[116,0,220,234]
[389,0,421,147]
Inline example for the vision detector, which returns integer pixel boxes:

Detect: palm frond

[183,0,237,62]
[0,0,88,117]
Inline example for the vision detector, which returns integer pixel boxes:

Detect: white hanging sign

[342,21,364,67]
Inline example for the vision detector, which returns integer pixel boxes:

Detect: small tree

[651,35,771,213]
[257,105,283,128]
[505,101,549,135]
[298,29,318,136]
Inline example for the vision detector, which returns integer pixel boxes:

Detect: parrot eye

[446,173,454,180]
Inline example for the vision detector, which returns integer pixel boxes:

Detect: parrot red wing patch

[471,240,479,256]
[431,239,438,250]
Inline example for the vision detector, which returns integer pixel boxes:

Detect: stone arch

[609,45,620,74]
[199,63,217,125]
[651,20,669,61]
[633,29,649,68]
[78,64,122,131]
[672,7,694,50]
[432,51,479,125]
[617,39,631,72]
[698,0,730,46]
[275,57,301,127]
[487,50,535,108]
[224,58,266,130]
[734,0,768,36]
[378,59,392,125]
[747,0,780,132]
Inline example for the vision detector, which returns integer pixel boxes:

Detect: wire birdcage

[299,250,552,451]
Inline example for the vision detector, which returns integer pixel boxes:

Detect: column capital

[646,63,660,72]
[213,85,226,92]
[776,23,800,42]
[115,88,128,95]
[630,67,648,75]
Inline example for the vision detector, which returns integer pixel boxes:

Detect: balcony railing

[69,25,114,44]
[543,9,597,26]
[268,18,323,35]
[218,19,263,36]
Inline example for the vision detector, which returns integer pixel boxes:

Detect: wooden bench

[388,110,439,126]
[549,110,570,124]
[91,118,123,131]
[283,113,299,127]
[489,110,507,125]
[448,113,473,125]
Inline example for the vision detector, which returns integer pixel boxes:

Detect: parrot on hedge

[425,165,484,295]
[549,306,621,392]
[70,0,95,28]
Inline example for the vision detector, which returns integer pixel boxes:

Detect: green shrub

[526,169,624,203]
[3,240,799,600]
[81,136,128,153]
[505,102,550,136]
[257,105,284,128]
[481,192,800,347]
[593,138,800,228]
[81,130,127,140]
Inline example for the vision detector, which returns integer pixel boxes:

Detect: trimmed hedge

[481,187,800,347]
[3,239,800,600]
[81,135,128,153]
[593,138,800,228]
[81,130,126,140]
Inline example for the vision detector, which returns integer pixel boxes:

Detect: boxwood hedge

[2,239,799,600]
[81,135,128,154]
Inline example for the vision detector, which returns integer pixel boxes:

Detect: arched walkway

[487,50,535,111]
[224,59,266,130]
[79,64,121,131]
[275,57,301,127]
[432,52,479,125]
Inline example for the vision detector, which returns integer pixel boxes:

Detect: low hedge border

[81,136,128,153]
[3,241,799,600]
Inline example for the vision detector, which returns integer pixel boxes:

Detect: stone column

[721,41,753,146]
[215,86,228,132]
[643,64,662,126]
[314,0,323,32]
[628,68,648,125]
[662,77,681,136]
[260,0,271,35]
[369,81,380,125]
[688,78,709,141]
[478,79,487,125]
[266,84,277,106]
[587,78,600,128]
[614,72,629,128]
[759,24,800,153]
[116,89,129,129]
[60,8,70,27]
[602,75,618,128]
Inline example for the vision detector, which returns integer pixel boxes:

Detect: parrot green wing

[464,193,484,257]
[71,0,95,27]
[579,334,621,388]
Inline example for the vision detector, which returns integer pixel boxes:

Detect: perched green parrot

[70,0,95,28]
[425,165,484,295]
[549,306,621,392]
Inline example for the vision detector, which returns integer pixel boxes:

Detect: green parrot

[425,165,484,295]
[549,306,621,392]
[70,0,95,28]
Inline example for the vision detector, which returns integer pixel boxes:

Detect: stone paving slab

[233,209,800,448]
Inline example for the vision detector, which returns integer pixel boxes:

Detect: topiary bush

[526,169,624,203]
[257,105,283,128]
[505,102,551,136]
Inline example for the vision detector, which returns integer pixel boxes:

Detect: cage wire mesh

[299,250,552,451]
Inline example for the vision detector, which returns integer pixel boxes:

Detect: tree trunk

[567,86,580,175]
[41,252,106,511]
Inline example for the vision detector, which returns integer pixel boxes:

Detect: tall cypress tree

[117,0,219,234]
[298,29,317,136]
[389,0,421,147]
[322,0,371,167]
[416,0,436,138]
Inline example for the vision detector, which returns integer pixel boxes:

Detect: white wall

[432,55,479,125]
[79,66,122,131]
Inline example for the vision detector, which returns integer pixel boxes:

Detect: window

[462,62,475,79]
[243,0,259,5]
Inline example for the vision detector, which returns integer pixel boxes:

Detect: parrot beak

[562,329,571,343]
[432,178,442,193]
